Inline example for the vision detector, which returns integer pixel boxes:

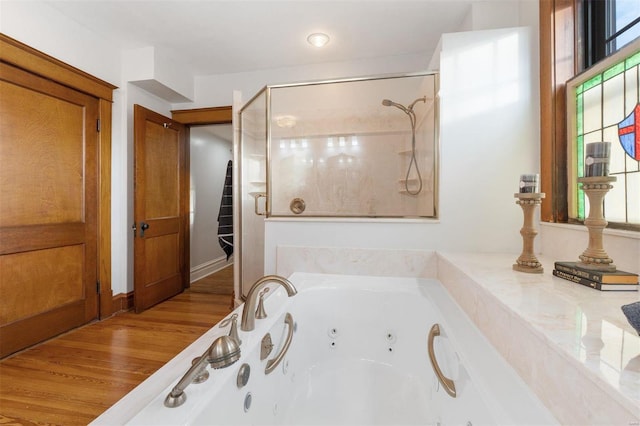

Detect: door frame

[0,34,116,320]
[171,106,233,290]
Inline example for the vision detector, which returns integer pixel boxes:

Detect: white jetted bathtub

[92,273,558,425]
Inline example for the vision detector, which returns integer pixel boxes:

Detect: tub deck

[437,252,640,425]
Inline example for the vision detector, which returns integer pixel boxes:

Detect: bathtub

[94,273,558,425]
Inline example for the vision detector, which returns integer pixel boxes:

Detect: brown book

[554,261,638,284]
[553,269,638,291]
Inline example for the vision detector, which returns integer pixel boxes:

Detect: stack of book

[553,262,639,291]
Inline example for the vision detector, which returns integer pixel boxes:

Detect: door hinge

[97,118,101,132]
[96,280,101,293]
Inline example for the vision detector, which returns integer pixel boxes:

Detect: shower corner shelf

[397,178,430,194]
[398,188,432,195]
[397,149,421,156]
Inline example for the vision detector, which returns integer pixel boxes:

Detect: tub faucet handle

[220,313,242,345]
[255,288,270,319]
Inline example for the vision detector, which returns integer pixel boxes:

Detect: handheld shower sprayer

[381,96,426,113]
[382,99,407,112]
[382,96,427,195]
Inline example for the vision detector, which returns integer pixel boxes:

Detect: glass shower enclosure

[238,73,439,295]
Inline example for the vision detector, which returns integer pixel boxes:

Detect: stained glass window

[568,43,640,227]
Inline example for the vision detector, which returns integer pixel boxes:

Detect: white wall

[189,127,233,273]
[0,1,121,84]
[460,1,521,31]
[174,52,429,109]
[541,224,640,275]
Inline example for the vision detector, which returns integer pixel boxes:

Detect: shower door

[238,89,268,298]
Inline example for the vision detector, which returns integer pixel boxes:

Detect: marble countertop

[436,252,640,424]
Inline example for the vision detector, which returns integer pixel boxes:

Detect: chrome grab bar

[427,323,457,398]
[265,312,294,375]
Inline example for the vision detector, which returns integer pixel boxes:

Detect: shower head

[382,99,409,113]
[382,97,426,114]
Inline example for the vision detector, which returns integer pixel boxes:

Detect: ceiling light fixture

[307,33,330,48]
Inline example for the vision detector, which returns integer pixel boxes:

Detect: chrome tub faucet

[241,275,297,332]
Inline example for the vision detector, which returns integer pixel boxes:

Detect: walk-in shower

[239,72,438,220]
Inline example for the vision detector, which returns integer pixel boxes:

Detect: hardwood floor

[0,289,233,425]
[190,264,234,295]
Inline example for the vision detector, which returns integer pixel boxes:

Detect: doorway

[171,106,238,298]
[188,123,234,296]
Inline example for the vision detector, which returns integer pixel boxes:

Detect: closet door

[0,62,99,358]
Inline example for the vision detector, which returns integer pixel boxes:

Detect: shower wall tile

[275,246,437,279]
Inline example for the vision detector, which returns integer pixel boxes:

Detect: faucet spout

[241,275,297,331]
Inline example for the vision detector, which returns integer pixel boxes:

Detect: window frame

[565,38,640,230]
[540,0,639,232]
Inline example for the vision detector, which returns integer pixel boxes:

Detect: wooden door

[134,105,188,312]
[0,62,99,358]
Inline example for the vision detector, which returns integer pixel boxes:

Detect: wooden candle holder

[513,192,545,273]
[577,176,617,272]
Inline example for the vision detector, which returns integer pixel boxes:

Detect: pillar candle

[519,174,539,193]
[585,142,611,177]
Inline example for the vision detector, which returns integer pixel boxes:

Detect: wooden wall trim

[111,292,135,315]
[540,0,554,222]
[539,0,577,222]
[0,34,117,101]
[171,106,232,124]
[99,99,113,319]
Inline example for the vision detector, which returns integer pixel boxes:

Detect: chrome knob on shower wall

[290,198,306,214]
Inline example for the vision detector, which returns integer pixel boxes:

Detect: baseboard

[111,291,134,314]
[108,257,233,316]
[190,256,233,283]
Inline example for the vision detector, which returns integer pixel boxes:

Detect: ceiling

[44,0,477,76]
